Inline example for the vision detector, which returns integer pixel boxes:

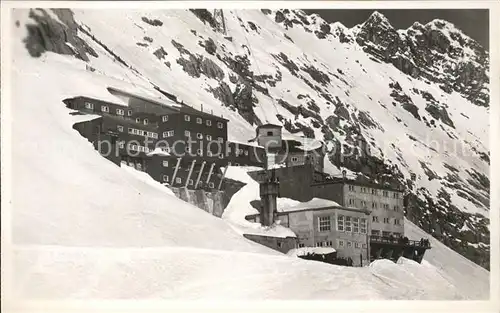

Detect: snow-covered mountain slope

[64,8,489,269]
[5,8,492,301]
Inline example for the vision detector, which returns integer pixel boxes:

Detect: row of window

[300,240,367,249]
[122,126,158,139]
[162,130,225,143]
[183,114,224,129]
[227,147,250,156]
[318,215,367,234]
[85,102,225,129]
[372,216,402,225]
[371,230,403,237]
[347,199,401,212]
[347,185,400,198]
[128,143,151,153]
[162,175,215,188]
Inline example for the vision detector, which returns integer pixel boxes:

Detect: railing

[370,235,431,248]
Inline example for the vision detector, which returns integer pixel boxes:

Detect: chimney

[259,169,279,227]
[201,104,203,112]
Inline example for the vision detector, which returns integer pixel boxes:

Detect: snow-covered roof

[277,198,341,213]
[146,148,171,157]
[282,133,323,152]
[107,86,181,110]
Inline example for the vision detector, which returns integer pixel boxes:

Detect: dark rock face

[189,9,217,28]
[141,16,163,26]
[204,38,217,55]
[353,12,489,107]
[153,47,168,60]
[389,82,421,120]
[24,9,97,60]
[172,40,224,80]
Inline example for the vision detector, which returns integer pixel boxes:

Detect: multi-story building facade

[246,199,371,266]
[312,178,404,238]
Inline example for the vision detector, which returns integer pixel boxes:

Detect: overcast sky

[304,9,489,50]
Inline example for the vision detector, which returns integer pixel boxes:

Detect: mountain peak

[363,10,393,29]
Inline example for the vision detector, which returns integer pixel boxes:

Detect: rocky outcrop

[353,11,489,107]
[141,16,163,26]
[24,9,97,60]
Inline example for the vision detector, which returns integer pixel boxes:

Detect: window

[185,115,191,122]
[372,216,379,223]
[217,122,224,129]
[189,179,194,186]
[206,135,212,141]
[316,242,322,247]
[355,242,360,249]
[371,230,380,236]
[143,119,149,125]
[348,199,355,206]
[345,216,352,232]
[347,241,352,248]
[298,243,305,248]
[163,130,174,138]
[116,108,124,116]
[175,177,182,184]
[163,175,169,182]
[318,216,331,232]
[362,243,367,249]
[291,156,299,162]
[338,239,344,247]
[84,102,94,109]
[162,160,169,167]
[394,205,399,211]
[196,117,202,124]
[217,137,223,143]
[382,231,391,237]
[372,202,377,209]
[117,125,124,132]
[184,130,191,137]
[206,120,212,126]
[136,118,141,123]
[162,115,169,122]
[266,131,273,136]
[209,182,214,188]
[101,105,109,112]
[360,218,367,234]
[337,215,344,231]
[372,188,378,195]
[383,191,389,197]
[361,187,367,193]
[394,219,401,225]
[383,217,390,224]
[128,110,133,116]
[244,150,249,156]
[394,192,399,198]
[348,185,355,191]
[197,133,203,139]
[353,217,359,233]
[361,200,367,208]
[118,141,125,149]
